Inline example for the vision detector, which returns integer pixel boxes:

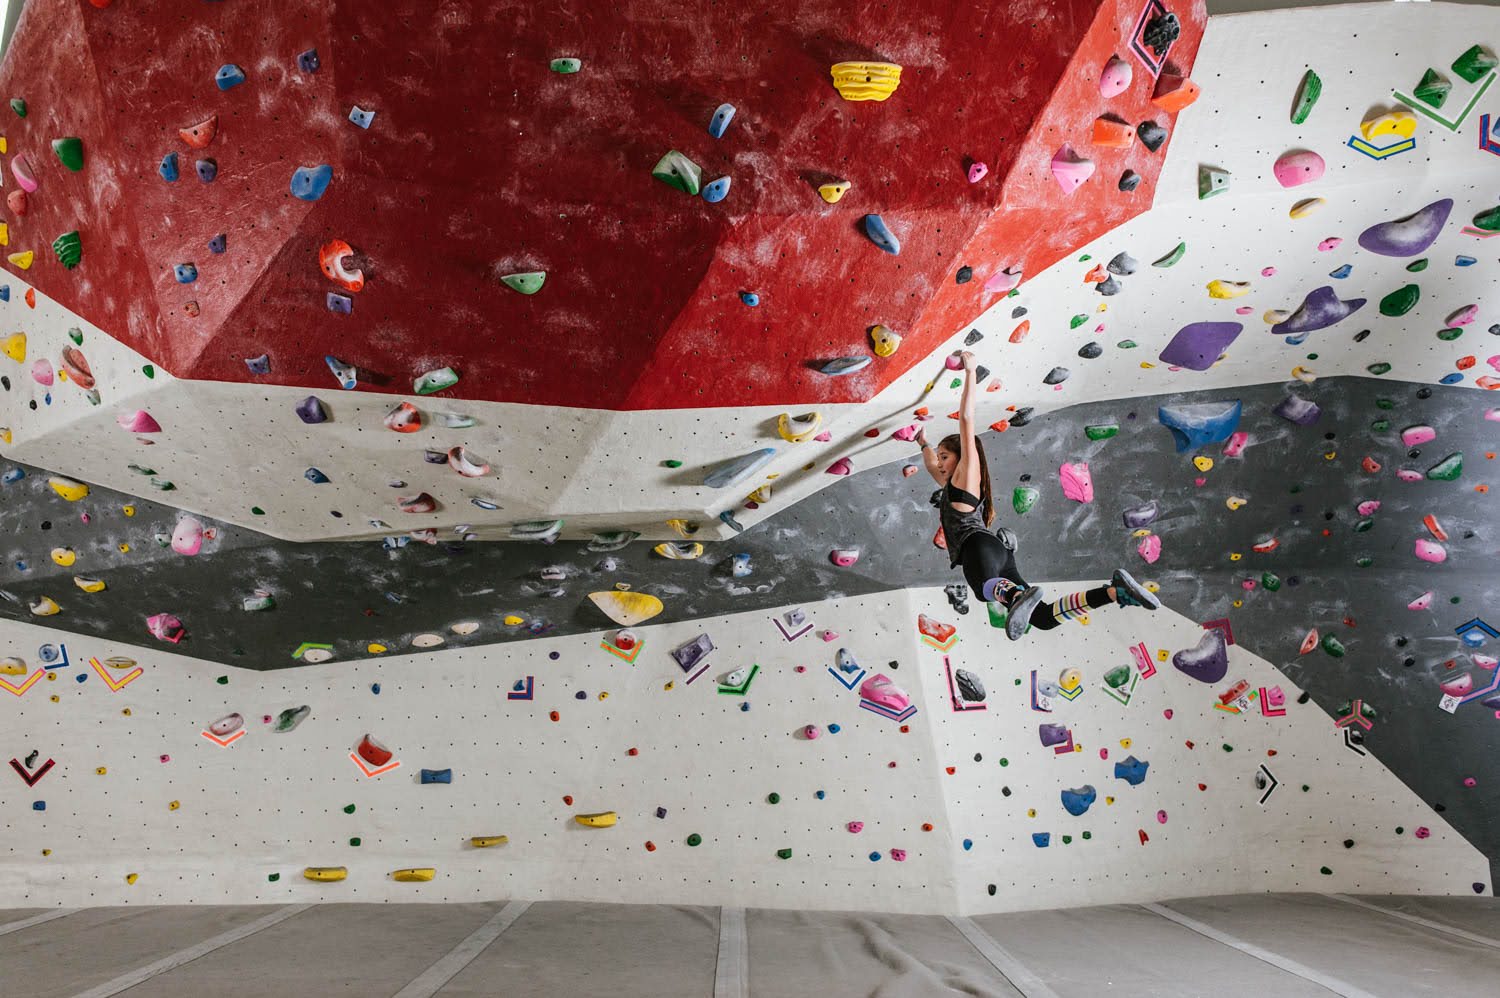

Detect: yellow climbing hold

[1225,496,1248,511]
[777,411,823,443]
[125,873,139,885]
[367,642,388,654]
[7,250,34,270]
[0,657,27,675]
[96,767,107,775]
[0,221,7,246]
[74,576,105,593]
[1206,280,1250,300]
[1361,107,1416,141]
[746,484,772,504]
[122,505,135,517]
[103,656,137,669]
[50,548,76,567]
[1027,808,1037,818]
[574,811,618,828]
[0,428,10,444]
[2,332,24,362]
[303,866,348,882]
[502,614,525,626]
[1120,738,1132,748]
[869,324,902,358]
[830,62,902,101]
[391,868,436,882]
[1193,456,1214,472]
[470,836,508,848]
[1229,552,1243,562]
[169,800,180,810]
[1292,365,1317,384]
[48,477,89,502]
[818,180,851,203]
[598,691,609,700]
[588,590,664,627]
[653,542,704,560]
[1059,668,1082,691]
[30,597,60,617]
[1289,197,1325,219]
[666,519,698,538]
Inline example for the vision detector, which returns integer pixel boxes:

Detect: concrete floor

[1,893,1497,998]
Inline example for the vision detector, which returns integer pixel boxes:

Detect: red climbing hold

[357,734,392,767]
[178,115,218,149]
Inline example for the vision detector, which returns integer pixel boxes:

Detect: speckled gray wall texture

[2,375,1497,879]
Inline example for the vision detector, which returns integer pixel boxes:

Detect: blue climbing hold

[962,839,973,850]
[708,102,736,138]
[1328,264,1351,279]
[719,510,745,532]
[1114,755,1150,786]
[730,553,752,577]
[1157,400,1242,451]
[1060,785,1097,816]
[160,152,180,182]
[702,448,776,489]
[326,293,353,315]
[869,851,882,861]
[420,768,452,784]
[862,214,901,255]
[1032,832,1051,848]
[820,356,872,376]
[208,234,226,254]
[289,164,334,201]
[370,683,381,694]
[304,468,330,484]
[739,291,760,307]
[0,286,8,301]
[297,49,320,73]
[348,105,375,129]
[702,176,731,203]
[33,801,44,811]
[816,790,826,799]
[1457,255,1477,267]
[575,691,587,699]
[245,354,271,375]
[196,158,218,183]
[1440,372,1465,385]
[827,724,840,734]
[215,64,246,90]
[174,264,198,284]
[2,467,25,483]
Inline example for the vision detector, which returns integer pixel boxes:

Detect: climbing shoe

[1111,568,1161,610]
[1005,585,1044,641]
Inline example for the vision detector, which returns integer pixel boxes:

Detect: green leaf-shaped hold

[1472,205,1500,231]
[1084,423,1119,441]
[1116,339,1138,349]
[1321,634,1346,657]
[1371,419,1390,432]
[500,271,546,295]
[1405,258,1428,273]
[1452,44,1498,84]
[414,366,459,395]
[1152,241,1187,268]
[549,58,582,74]
[1414,68,1451,108]
[1426,452,1462,481]
[1290,69,1321,124]
[652,150,702,195]
[1437,327,1463,341]
[52,136,84,171]
[1198,166,1230,200]
[67,327,83,345]
[9,97,25,118]
[1354,519,1374,533]
[1366,362,1392,376]
[52,231,81,270]
[1012,486,1039,515]
[1378,283,1419,316]
[1069,314,1088,329]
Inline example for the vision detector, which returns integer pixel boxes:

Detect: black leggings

[958,533,1110,631]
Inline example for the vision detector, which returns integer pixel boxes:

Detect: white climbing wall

[0,585,1483,912]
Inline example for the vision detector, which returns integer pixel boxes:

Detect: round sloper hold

[209,712,244,736]
[319,240,365,292]
[829,548,860,567]
[384,402,422,432]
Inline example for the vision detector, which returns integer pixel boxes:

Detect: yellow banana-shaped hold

[777,411,822,443]
[470,836,508,848]
[574,811,618,828]
[391,868,435,882]
[303,866,347,882]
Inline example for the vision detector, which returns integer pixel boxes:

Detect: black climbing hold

[1078,342,1103,359]
[988,884,997,896]
[973,753,982,762]
[1001,786,1011,796]
[1297,691,1311,704]
[1143,12,1181,56]
[1043,366,1071,385]
[1107,252,1139,276]
[1343,839,1355,848]
[956,266,973,284]
[975,365,990,383]
[1010,407,1034,427]
[1489,324,1500,335]
[1095,276,1121,296]
[1137,121,1168,152]
[954,668,986,702]
[1353,329,1371,342]
[1018,473,1032,482]
[1011,306,1027,319]
[1416,387,1432,399]
[1435,803,1447,813]
[964,328,984,346]
[1119,170,1141,191]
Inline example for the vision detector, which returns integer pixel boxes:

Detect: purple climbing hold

[1172,628,1228,684]
[1122,501,1159,529]
[1271,286,1366,337]
[1274,394,1322,425]
[1357,199,1453,257]
[1158,321,1242,371]
[295,396,328,424]
[1038,723,1071,747]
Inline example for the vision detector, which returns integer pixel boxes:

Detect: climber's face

[935,444,959,481]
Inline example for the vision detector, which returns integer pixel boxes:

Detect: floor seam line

[1322,893,1500,950]
[392,899,532,998]
[713,906,749,998]
[0,908,78,936]
[946,915,1061,998]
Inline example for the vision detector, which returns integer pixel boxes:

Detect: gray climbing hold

[964,328,984,346]
[1119,170,1141,192]
[1043,366,1071,385]
[1107,252,1139,276]
[1137,120,1167,152]
[1095,276,1121,296]
[1078,342,1103,359]
[955,669,986,702]
[820,356,871,376]
[702,448,776,489]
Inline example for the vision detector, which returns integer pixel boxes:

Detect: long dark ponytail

[938,433,995,526]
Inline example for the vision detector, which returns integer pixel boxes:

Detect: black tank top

[934,482,989,568]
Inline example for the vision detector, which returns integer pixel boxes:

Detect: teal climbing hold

[550,58,582,73]
[1012,486,1039,515]
[500,271,546,295]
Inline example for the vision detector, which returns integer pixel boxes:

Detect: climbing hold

[1153,242,1187,268]
[357,734,393,768]
[826,457,853,476]
[1012,486,1039,515]
[817,180,851,203]
[1207,280,1250,300]
[1114,756,1150,786]
[862,214,901,255]
[384,402,423,433]
[391,868,435,882]
[1059,462,1094,503]
[303,867,347,882]
[1158,400,1242,451]
[178,116,217,149]
[829,549,860,569]
[1122,501,1159,529]
[1094,116,1136,148]
[652,150,702,195]
[829,62,902,101]
[1274,395,1321,426]
[290,165,334,201]
[1273,149,1325,188]
[1151,73,1199,112]
[869,324,902,357]
[1379,284,1420,317]
[1291,70,1322,123]
[1426,453,1463,481]
[575,811,618,828]
[420,769,452,785]
[1136,120,1167,152]
[174,263,198,284]
[348,105,376,129]
[820,356,870,376]
[51,136,84,172]
[1173,628,1229,684]
[1290,198,1325,219]
[295,396,328,424]
[1271,286,1366,337]
[1448,304,1479,326]
[1107,252,1138,277]
[1159,322,1242,370]
[8,98,24,117]
[1084,423,1119,441]
[1043,366,1071,385]
[1050,144,1095,195]
[1061,785,1097,816]
[1100,55,1133,97]
[274,706,311,733]
[2,332,24,363]
[318,240,365,292]
[215,64,246,90]
[705,102,738,139]
[1359,199,1452,256]
[7,250,34,270]
[588,591,663,627]
[702,176,731,203]
[1198,166,1230,199]
[1119,170,1141,191]
[1452,44,1497,83]
[297,48,320,72]
[1413,67,1452,108]
[48,477,90,502]
[415,367,459,394]
[703,448,775,489]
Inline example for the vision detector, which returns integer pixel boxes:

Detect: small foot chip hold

[470,835,508,848]
[830,61,902,101]
[500,271,546,295]
[304,867,347,882]
[575,811,618,828]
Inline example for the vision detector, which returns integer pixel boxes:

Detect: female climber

[916,350,1160,641]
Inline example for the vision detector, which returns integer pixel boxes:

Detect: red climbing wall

[0,0,1202,410]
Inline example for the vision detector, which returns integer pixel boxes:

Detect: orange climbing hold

[178,115,218,149]
[1151,74,1200,112]
[319,239,365,292]
[1090,116,1135,148]
[1010,320,1031,344]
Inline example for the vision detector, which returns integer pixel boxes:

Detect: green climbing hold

[1379,284,1419,316]
[1371,419,1390,432]
[1322,634,1346,657]
[1116,339,1137,349]
[652,150,702,195]
[776,848,792,859]
[1406,258,1428,273]
[662,459,683,468]
[1012,486,1039,515]
[949,378,961,389]
[1104,665,1131,688]
[549,58,582,74]
[251,506,266,516]
[349,837,361,846]
[67,327,83,345]
[9,98,26,117]
[687,833,702,846]
[1437,328,1463,341]
[1474,205,1500,232]
[1426,452,1462,481]
[1198,165,1230,200]
[1084,423,1119,441]
[500,271,546,295]
[1414,68,1451,108]
[1290,69,1321,124]
[414,367,459,395]
[1320,866,1333,876]
[1356,557,1373,568]
[988,602,1008,630]
[1082,831,1091,840]
[142,364,155,378]
[1152,241,1187,268]
[1376,398,1395,410]
[1061,835,1073,845]
[1453,44,1498,84]
[52,231,82,270]
[1261,572,1281,591]
[1302,785,1310,793]
[1222,744,1233,752]
[1367,362,1392,376]
[216,675,229,685]
[767,792,781,804]
[1354,519,1373,533]
[999,758,1009,767]
[268,873,280,882]
[52,136,84,171]
[1069,314,1088,329]
[343,804,356,814]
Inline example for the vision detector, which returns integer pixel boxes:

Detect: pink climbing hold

[1414,538,1447,563]
[814,431,833,442]
[1137,534,1162,564]
[984,266,1023,294]
[31,359,54,386]
[1407,591,1434,611]
[1273,149,1325,188]
[1156,810,1168,824]
[902,465,919,477]
[1099,54,1133,98]
[1235,306,1253,315]
[117,410,162,433]
[968,161,988,183]
[945,352,965,371]
[1059,462,1094,503]
[1487,355,1500,374]
[1487,408,1500,423]
[1050,144,1095,195]
[1261,267,1277,277]
[804,724,822,740]
[1163,709,1173,719]
[1356,500,1381,516]
[1099,748,1109,760]
[829,549,860,567]
[826,457,853,476]
[1448,304,1479,326]
[1441,674,1473,697]
[146,613,186,643]
[1464,777,1478,787]
[1224,432,1249,457]
[847,821,864,833]
[890,848,908,862]
[1414,827,1431,839]
[1401,426,1436,447]
[891,424,919,441]
[1396,469,1423,483]
[170,517,205,556]
[1317,237,1342,252]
